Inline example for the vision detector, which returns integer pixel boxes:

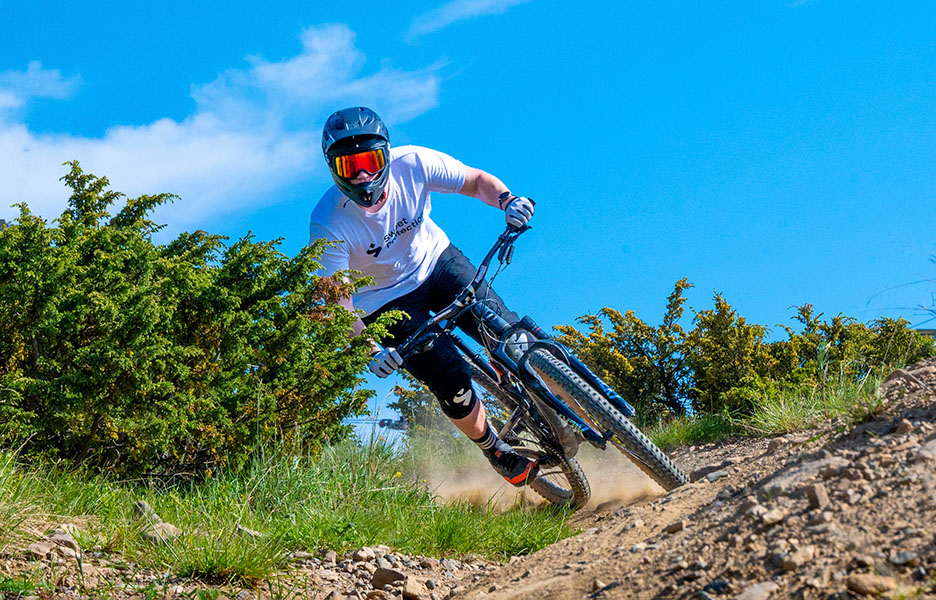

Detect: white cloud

[0,61,80,106]
[407,0,532,39]
[0,25,440,228]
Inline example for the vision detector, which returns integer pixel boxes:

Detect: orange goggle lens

[333,149,386,178]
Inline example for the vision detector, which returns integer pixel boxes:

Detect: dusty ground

[452,356,936,600]
[3,357,935,600]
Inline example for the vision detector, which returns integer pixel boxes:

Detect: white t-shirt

[309,145,467,315]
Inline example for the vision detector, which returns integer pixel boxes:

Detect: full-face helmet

[322,107,390,208]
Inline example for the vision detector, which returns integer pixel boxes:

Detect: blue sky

[3,1,935,422]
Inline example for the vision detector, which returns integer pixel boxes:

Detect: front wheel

[527,349,689,491]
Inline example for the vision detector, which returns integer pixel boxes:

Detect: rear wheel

[468,362,591,509]
[527,349,689,491]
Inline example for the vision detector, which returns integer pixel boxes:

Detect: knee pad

[437,383,479,420]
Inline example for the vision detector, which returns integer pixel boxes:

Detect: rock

[914,439,936,463]
[747,504,769,519]
[805,484,830,511]
[624,519,644,530]
[592,579,606,591]
[372,567,407,589]
[402,578,425,600]
[365,592,391,600]
[706,470,729,482]
[133,500,163,523]
[691,465,724,481]
[26,541,55,558]
[896,419,914,434]
[630,542,647,553]
[702,579,731,594]
[55,545,79,560]
[353,547,377,562]
[322,549,338,566]
[419,557,439,569]
[141,522,182,543]
[234,524,262,538]
[665,520,686,534]
[761,508,788,526]
[890,551,918,566]
[781,546,815,571]
[48,530,78,554]
[763,457,849,496]
[735,581,779,600]
[766,438,785,453]
[846,573,896,595]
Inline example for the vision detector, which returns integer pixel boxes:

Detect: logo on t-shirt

[383,212,425,249]
[366,243,382,258]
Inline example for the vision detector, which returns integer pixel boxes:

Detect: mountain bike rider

[309,106,539,487]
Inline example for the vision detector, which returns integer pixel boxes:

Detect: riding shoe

[484,444,539,487]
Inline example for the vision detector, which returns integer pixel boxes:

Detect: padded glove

[504,196,535,228]
[369,347,403,378]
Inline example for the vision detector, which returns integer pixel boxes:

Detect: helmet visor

[332,148,387,179]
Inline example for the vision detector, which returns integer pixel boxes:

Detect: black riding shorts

[362,244,519,419]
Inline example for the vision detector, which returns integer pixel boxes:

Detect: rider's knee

[438,384,478,420]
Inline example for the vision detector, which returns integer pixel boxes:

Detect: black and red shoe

[484,445,539,487]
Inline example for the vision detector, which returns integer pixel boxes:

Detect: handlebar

[396,224,530,361]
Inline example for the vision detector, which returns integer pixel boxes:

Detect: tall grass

[648,366,888,449]
[743,367,885,435]
[0,439,573,585]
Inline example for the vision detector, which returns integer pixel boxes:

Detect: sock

[471,423,516,456]
[470,422,499,452]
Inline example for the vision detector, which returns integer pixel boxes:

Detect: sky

[3,1,935,428]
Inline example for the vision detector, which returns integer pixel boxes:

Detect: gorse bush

[557,281,935,428]
[0,163,394,476]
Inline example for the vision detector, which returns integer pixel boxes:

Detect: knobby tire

[527,349,689,491]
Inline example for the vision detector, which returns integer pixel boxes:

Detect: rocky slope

[3,357,935,600]
[452,356,936,599]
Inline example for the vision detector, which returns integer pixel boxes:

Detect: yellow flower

[395,471,402,478]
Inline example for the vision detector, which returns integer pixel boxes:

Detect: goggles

[332,149,387,179]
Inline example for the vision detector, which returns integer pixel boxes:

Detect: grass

[0,437,574,586]
[648,367,889,450]
[646,410,739,450]
[743,367,885,435]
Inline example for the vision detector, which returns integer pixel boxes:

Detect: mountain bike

[396,225,689,508]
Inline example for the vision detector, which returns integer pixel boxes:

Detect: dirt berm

[451,356,936,599]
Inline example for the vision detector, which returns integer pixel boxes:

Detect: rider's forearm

[460,167,511,209]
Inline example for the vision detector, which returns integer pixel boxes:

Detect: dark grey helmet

[322,107,390,208]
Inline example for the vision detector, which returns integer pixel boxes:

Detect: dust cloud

[422,443,661,511]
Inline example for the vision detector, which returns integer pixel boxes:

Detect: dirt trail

[451,357,936,599]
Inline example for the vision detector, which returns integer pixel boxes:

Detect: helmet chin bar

[351,187,386,208]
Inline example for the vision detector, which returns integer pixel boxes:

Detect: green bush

[557,285,935,429]
[555,278,693,427]
[0,163,393,476]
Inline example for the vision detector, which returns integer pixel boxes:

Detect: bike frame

[396,226,638,451]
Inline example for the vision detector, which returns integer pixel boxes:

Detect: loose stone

[846,573,896,595]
